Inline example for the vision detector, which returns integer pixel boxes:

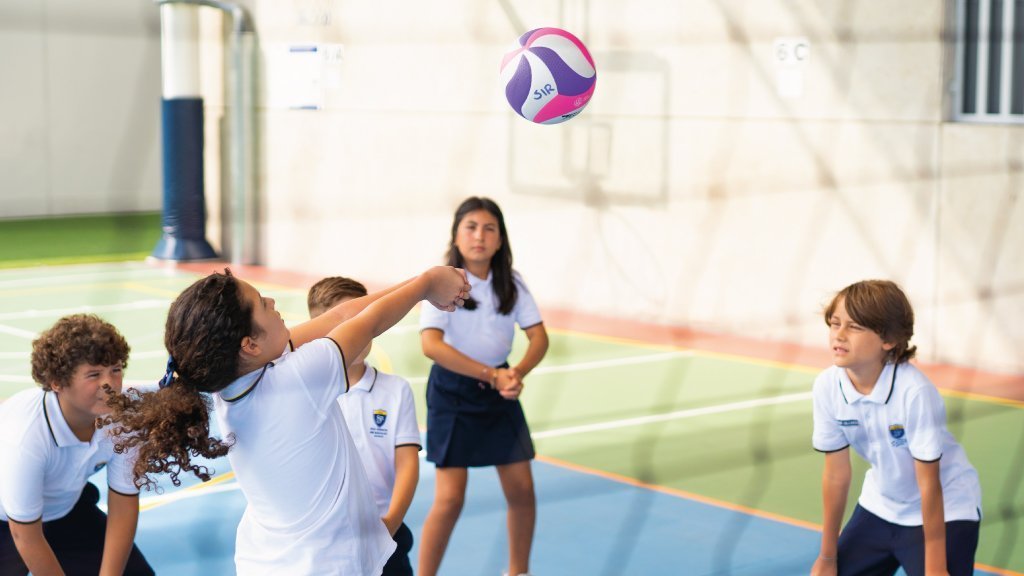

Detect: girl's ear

[239,336,260,358]
[882,341,896,351]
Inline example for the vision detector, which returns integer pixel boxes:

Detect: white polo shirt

[339,364,421,516]
[419,270,543,365]
[0,388,138,523]
[812,362,982,526]
[213,338,395,576]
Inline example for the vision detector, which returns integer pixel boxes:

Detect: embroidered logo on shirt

[371,409,389,438]
[889,424,907,447]
[93,461,107,473]
[837,419,859,427]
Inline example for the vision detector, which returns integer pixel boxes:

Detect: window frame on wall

[953,0,1024,124]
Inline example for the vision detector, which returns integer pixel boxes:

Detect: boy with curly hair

[0,314,153,576]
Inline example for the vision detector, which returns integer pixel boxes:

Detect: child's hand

[497,367,524,399]
[425,267,471,311]
[810,556,837,576]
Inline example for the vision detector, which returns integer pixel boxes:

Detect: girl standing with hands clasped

[418,197,549,576]
[103,266,469,576]
[811,280,981,576]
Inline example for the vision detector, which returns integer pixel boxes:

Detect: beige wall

[3,1,1020,372]
[0,0,163,218]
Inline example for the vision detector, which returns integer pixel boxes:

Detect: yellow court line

[139,471,237,512]
[535,454,1024,576]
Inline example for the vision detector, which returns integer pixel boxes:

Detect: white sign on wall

[773,37,810,99]
[265,43,345,110]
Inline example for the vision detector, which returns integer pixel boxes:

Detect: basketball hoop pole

[153,0,256,266]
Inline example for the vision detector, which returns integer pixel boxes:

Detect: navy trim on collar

[223,362,273,403]
[838,378,849,404]
[885,363,897,404]
[42,391,58,447]
[367,366,378,392]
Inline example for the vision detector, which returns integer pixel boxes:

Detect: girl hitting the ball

[103,266,469,576]
[418,197,549,576]
[811,280,981,576]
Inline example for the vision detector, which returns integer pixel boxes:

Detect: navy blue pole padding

[151,97,217,261]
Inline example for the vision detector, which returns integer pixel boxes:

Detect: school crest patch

[373,409,387,427]
[889,424,907,447]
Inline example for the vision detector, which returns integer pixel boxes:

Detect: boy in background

[309,276,422,576]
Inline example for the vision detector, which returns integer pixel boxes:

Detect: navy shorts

[425,363,535,468]
[837,504,980,576]
[381,522,414,576]
[0,483,154,576]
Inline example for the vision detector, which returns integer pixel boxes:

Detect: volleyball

[500,27,596,125]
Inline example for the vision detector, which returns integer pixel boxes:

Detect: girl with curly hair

[104,266,468,576]
[0,314,153,576]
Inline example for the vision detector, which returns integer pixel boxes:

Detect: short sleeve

[290,338,349,406]
[0,439,46,522]
[906,384,945,462]
[513,275,542,329]
[105,439,141,496]
[811,373,848,453]
[394,382,422,449]
[419,301,449,333]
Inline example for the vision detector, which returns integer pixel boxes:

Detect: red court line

[162,260,1024,403]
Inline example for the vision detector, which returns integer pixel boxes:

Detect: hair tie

[158,356,177,389]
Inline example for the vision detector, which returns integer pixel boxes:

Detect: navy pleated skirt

[425,364,535,468]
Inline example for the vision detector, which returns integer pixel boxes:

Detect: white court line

[0,324,38,339]
[405,350,692,385]
[130,390,812,510]
[0,264,177,289]
[532,391,813,439]
[0,300,168,321]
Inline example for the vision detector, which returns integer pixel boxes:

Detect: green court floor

[0,261,1020,573]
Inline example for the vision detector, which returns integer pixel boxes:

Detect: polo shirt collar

[349,363,377,393]
[467,269,493,287]
[43,391,90,448]
[838,363,897,404]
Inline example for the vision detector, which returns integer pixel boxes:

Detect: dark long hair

[445,196,518,315]
[824,279,917,364]
[102,270,255,490]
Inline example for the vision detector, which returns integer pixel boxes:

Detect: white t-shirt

[812,362,982,526]
[419,270,542,365]
[0,388,138,523]
[339,364,421,516]
[213,338,395,576]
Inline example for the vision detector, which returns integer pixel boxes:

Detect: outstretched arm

[812,447,851,576]
[914,459,948,576]
[290,277,416,348]
[99,490,140,576]
[9,520,63,576]
[330,267,469,371]
[382,445,420,536]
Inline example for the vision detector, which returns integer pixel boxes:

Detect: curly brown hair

[824,279,917,364]
[102,270,253,490]
[31,314,130,390]
[307,276,367,318]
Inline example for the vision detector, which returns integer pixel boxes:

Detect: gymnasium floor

[0,259,1021,575]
